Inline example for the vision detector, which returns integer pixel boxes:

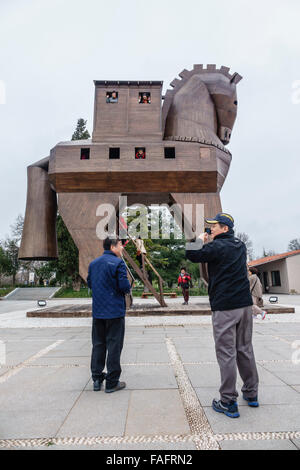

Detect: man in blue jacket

[87,236,131,393]
[186,213,259,418]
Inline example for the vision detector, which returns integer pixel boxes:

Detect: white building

[249,250,300,294]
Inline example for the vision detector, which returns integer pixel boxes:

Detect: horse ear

[230,73,243,84]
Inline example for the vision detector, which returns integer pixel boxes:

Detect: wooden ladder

[118,218,167,307]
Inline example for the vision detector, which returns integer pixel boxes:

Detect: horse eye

[234,100,238,105]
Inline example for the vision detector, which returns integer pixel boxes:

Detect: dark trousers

[91,317,125,389]
[182,287,189,302]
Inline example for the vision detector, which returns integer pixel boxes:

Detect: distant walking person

[135,236,147,270]
[178,267,191,305]
[87,236,131,393]
[186,213,259,418]
[248,267,267,320]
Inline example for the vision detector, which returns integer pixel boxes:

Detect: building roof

[249,250,300,267]
[57,139,92,146]
[94,80,163,87]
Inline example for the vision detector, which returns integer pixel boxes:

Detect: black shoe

[105,381,126,393]
[93,373,107,391]
[93,379,102,391]
[212,399,240,418]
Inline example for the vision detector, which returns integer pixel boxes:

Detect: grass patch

[54,287,91,298]
[0,287,15,297]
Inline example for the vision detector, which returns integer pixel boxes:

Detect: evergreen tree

[2,238,19,285]
[47,214,79,288]
[0,245,10,283]
[71,118,90,141]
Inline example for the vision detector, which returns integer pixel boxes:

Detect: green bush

[0,287,15,297]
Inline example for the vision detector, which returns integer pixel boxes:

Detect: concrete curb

[48,287,62,299]
[3,288,20,299]
[27,304,295,318]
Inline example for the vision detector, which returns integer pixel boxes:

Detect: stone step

[27,303,295,318]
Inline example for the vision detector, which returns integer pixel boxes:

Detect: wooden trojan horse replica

[19,64,242,305]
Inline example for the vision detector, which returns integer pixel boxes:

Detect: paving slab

[176,346,217,362]
[0,366,10,377]
[262,370,300,386]
[120,346,140,363]
[1,390,82,433]
[125,336,166,344]
[34,356,90,366]
[250,347,289,362]
[219,439,298,450]
[291,439,300,449]
[135,343,170,363]
[1,367,91,403]
[3,340,64,366]
[204,404,300,434]
[125,389,190,436]
[195,384,300,407]
[120,365,178,389]
[0,409,68,439]
[56,390,131,437]
[255,364,287,386]
[261,345,296,361]
[184,363,223,388]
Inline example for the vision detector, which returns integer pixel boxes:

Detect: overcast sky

[0,0,299,258]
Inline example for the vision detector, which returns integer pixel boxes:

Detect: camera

[205,228,212,235]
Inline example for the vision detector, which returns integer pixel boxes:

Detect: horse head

[163,64,242,147]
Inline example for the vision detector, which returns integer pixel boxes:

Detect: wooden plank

[122,250,167,307]
[50,171,218,193]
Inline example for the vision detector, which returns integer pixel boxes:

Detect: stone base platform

[27,303,295,318]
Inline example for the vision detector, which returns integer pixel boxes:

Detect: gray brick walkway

[0,320,299,450]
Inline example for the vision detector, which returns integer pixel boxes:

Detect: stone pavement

[0,313,300,450]
[4,287,60,301]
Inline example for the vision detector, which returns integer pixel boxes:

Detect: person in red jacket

[177,267,191,305]
[135,148,146,159]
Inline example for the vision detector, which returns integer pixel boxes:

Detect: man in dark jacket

[186,213,259,418]
[87,236,131,393]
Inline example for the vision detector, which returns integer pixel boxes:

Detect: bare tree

[262,248,277,257]
[288,238,300,251]
[10,214,24,245]
[236,232,254,261]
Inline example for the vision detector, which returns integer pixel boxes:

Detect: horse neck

[164,77,218,139]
